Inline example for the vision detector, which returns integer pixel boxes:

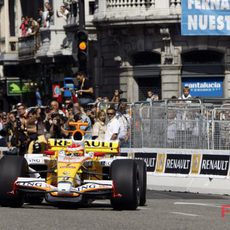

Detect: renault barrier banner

[181,0,230,35]
[135,152,157,172]
[200,155,229,175]
[120,149,230,176]
[165,154,192,174]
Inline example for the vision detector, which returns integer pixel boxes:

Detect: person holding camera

[50,100,66,116]
[46,113,69,139]
[0,112,16,148]
[26,108,38,141]
[7,103,29,155]
[75,71,94,107]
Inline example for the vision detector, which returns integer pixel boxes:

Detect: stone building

[0,0,229,110]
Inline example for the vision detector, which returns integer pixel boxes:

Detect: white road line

[170,212,201,217]
[174,202,221,208]
[138,206,151,210]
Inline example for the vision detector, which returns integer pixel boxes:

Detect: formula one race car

[0,138,146,210]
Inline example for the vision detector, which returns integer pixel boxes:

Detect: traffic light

[77,30,88,72]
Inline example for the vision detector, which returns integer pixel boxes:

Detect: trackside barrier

[121,148,230,195]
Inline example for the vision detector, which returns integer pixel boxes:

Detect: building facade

[0,0,230,110]
[92,0,230,101]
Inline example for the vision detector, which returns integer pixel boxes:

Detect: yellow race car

[0,138,146,210]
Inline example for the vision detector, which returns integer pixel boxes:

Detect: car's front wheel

[0,155,28,207]
[110,159,138,210]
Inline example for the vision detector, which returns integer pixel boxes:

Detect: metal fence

[96,100,230,150]
[131,100,205,149]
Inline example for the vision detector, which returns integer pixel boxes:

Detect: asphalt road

[0,190,230,230]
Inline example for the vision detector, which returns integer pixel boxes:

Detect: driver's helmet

[66,143,84,156]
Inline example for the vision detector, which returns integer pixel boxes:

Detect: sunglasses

[107,112,115,115]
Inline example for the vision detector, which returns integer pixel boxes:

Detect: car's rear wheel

[110,159,138,210]
[135,159,147,206]
[0,155,28,207]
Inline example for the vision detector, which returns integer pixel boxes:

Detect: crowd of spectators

[0,73,131,154]
[19,2,53,37]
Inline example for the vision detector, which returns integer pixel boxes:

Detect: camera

[45,106,52,113]
[51,112,59,119]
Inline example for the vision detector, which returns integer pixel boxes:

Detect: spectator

[11,103,29,154]
[167,110,177,147]
[0,114,7,147]
[37,8,44,27]
[57,5,70,21]
[48,113,68,139]
[36,107,47,136]
[43,2,53,27]
[35,87,42,106]
[75,71,94,107]
[111,89,123,103]
[62,98,73,115]
[85,108,96,125]
[116,99,131,147]
[20,16,28,36]
[104,107,120,141]
[92,110,106,140]
[73,103,92,139]
[50,100,65,116]
[3,112,16,147]
[16,103,27,130]
[28,18,40,36]
[180,86,192,100]
[146,90,159,102]
[26,108,38,141]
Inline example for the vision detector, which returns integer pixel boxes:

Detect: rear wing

[48,139,120,154]
[84,140,119,154]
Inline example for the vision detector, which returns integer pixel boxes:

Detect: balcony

[94,0,181,25]
[18,35,37,60]
[18,27,72,61]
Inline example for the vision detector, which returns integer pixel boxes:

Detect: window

[132,52,161,65]
[89,1,95,15]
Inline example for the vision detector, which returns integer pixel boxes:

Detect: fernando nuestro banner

[181,0,230,35]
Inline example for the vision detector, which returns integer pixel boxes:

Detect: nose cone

[58,182,72,192]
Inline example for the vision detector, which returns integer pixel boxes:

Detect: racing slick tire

[135,159,147,206]
[0,155,28,207]
[110,159,138,210]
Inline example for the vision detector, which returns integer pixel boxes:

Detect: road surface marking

[170,211,200,217]
[138,206,151,210]
[174,202,221,208]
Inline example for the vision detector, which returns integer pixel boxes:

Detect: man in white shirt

[104,108,120,141]
[116,99,131,147]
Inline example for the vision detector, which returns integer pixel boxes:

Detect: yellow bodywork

[44,139,119,192]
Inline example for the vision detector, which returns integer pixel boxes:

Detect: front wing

[15,178,113,197]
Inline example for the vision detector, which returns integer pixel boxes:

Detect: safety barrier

[96,99,230,150]
[121,147,230,195]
